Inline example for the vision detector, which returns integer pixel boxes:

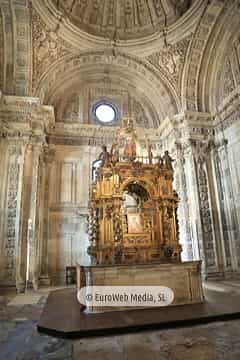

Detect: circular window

[94,102,117,124]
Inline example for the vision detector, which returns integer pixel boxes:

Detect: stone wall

[0,95,240,288]
[47,145,95,284]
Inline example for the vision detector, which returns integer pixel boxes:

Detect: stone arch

[120,178,156,199]
[54,77,160,128]
[181,0,226,111]
[197,1,240,113]
[0,0,31,96]
[34,50,181,126]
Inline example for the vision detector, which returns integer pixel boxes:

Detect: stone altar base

[37,286,240,339]
[77,261,204,313]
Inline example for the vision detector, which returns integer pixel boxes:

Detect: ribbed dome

[53,0,192,41]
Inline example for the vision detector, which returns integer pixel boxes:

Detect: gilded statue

[110,133,120,164]
[124,136,137,161]
[163,150,174,170]
[157,155,164,168]
[98,145,111,167]
[145,137,153,164]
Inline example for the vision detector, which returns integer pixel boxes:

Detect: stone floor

[0,280,240,360]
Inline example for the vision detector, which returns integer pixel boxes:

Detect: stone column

[0,95,55,290]
[189,140,224,279]
[26,142,44,290]
[16,139,44,291]
[183,141,206,270]
[213,138,240,272]
[174,143,193,261]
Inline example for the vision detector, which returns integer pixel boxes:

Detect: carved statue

[98,145,111,167]
[124,136,137,161]
[145,137,153,164]
[110,142,119,164]
[157,155,164,168]
[163,151,174,170]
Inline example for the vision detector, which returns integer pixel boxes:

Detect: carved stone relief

[197,160,216,268]
[216,39,240,108]
[32,10,72,92]
[0,10,3,90]
[174,146,193,261]
[5,144,22,283]
[148,38,190,92]
[223,59,235,96]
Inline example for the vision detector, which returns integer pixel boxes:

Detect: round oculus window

[94,103,117,123]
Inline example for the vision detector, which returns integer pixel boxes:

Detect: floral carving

[148,38,190,88]
[32,10,71,91]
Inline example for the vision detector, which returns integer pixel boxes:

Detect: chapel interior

[0,0,240,359]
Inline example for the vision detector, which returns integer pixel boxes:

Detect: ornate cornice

[0,95,55,139]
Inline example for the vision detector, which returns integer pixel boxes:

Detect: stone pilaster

[174,143,193,261]
[213,136,240,272]
[0,94,54,291]
[211,140,233,272]
[25,142,44,290]
[38,145,56,285]
[192,141,222,278]
[1,138,26,288]
[183,142,206,270]
[159,111,226,279]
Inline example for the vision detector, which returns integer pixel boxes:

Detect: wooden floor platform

[37,288,240,339]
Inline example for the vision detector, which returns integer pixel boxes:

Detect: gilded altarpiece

[77,121,204,312]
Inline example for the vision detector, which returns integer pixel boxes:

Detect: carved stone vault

[0,0,240,290]
[50,0,192,41]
